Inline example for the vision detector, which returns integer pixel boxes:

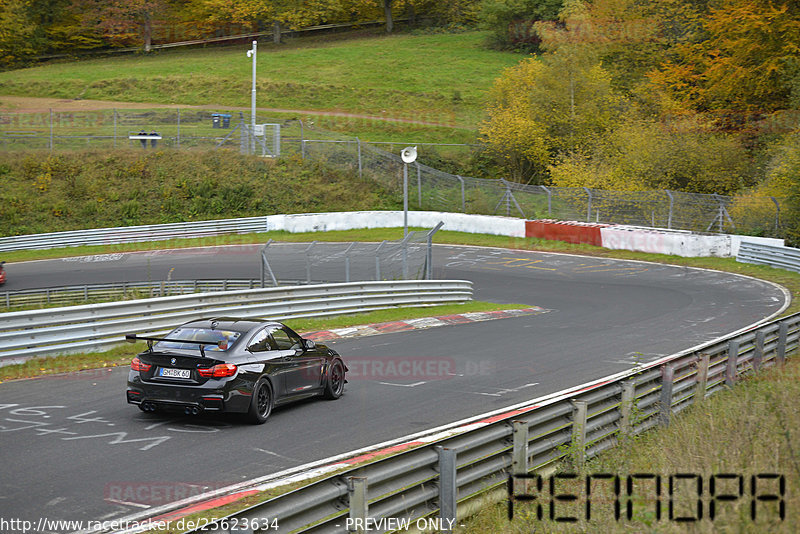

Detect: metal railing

[0,216,270,253]
[0,280,472,362]
[737,241,800,274]
[0,279,266,310]
[179,311,799,534]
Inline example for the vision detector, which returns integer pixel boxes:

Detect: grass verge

[457,354,800,533]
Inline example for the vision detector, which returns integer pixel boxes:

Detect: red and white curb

[303,307,550,343]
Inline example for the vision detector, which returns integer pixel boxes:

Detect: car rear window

[156,328,242,352]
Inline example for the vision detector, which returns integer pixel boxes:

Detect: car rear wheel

[323,359,345,400]
[247,378,273,424]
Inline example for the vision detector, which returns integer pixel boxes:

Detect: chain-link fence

[260,226,442,286]
[0,108,785,237]
[281,122,786,238]
[0,108,281,153]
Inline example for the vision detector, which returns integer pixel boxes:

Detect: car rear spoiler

[125,334,227,357]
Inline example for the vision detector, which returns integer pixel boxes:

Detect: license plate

[159,368,191,379]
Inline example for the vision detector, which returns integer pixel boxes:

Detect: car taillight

[198,364,237,378]
[131,357,151,372]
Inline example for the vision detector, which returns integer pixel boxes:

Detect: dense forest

[0,0,483,63]
[478,0,800,241]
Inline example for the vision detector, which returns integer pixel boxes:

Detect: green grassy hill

[0,31,522,132]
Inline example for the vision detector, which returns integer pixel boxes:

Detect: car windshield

[155,327,242,352]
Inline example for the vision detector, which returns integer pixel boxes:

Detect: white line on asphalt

[378,381,427,388]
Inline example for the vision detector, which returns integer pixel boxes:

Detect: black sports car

[125,317,346,424]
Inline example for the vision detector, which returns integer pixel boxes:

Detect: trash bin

[212,114,221,129]
[221,114,232,128]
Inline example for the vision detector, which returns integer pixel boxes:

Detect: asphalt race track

[0,245,788,529]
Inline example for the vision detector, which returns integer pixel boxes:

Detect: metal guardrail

[737,241,800,273]
[0,216,269,252]
[0,280,473,362]
[177,311,799,534]
[0,279,266,309]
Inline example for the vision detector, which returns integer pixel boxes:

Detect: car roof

[178,317,283,334]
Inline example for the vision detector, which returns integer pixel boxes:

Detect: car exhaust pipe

[143,402,156,412]
[192,406,201,415]
[184,406,201,415]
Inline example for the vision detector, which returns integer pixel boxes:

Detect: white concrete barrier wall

[600,225,784,257]
[266,211,527,238]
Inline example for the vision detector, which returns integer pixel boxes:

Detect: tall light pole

[400,146,417,237]
[247,40,257,155]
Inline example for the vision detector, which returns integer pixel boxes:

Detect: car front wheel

[247,378,273,424]
[323,359,346,400]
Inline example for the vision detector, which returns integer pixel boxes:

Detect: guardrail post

[347,476,368,534]
[571,400,587,467]
[659,364,675,427]
[725,340,739,387]
[694,353,710,404]
[619,379,636,437]
[437,446,457,532]
[777,322,788,367]
[512,420,528,495]
[753,331,765,372]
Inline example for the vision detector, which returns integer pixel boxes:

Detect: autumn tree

[0,0,39,66]
[77,0,179,51]
[481,0,623,183]
[648,0,800,114]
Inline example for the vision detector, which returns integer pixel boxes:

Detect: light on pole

[246,40,257,155]
[400,146,417,237]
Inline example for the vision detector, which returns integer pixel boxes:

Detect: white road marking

[470,383,539,397]
[379,381,427,388]
[255,448,298,462]
[106,499,151,509]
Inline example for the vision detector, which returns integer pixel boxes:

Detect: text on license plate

[159,368,191,379]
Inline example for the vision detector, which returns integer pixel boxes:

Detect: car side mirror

[304,339,316,350]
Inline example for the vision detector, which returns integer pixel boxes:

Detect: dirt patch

[0,95,451,127]
[0,96,188,113]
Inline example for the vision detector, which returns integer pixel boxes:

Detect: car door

[272,327,324,395]
[244,327,293,397]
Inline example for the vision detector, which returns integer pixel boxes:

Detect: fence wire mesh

[261,231,434,286]
[290,122,786,238]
